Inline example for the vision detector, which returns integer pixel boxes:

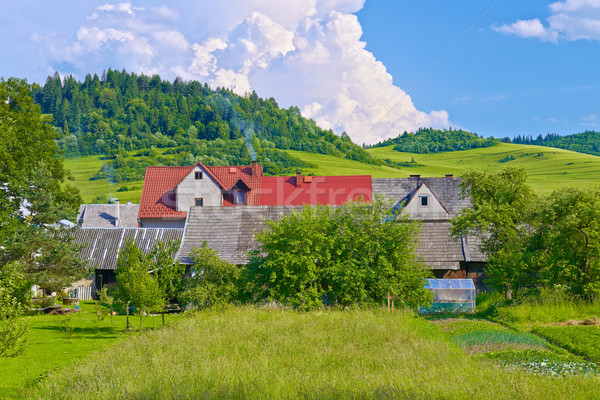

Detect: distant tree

[245,197,431,310]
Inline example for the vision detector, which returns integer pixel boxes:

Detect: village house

[70,162,487,292]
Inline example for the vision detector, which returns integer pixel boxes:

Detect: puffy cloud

[35,0,449,144]
[494,0,600,42]
[493,19,558,42]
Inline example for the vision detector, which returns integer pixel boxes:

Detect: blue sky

[1,0,599,143]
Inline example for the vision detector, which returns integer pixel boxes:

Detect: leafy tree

[245,197,431,310]
[150,240,184,305]
[537,188,600,300]
[452,168,538,299]
[181,242,240,309]
[0,262,29,357]
[113,240,165,332]
[0,78,85,294]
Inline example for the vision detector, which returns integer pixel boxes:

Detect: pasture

[28,306,600,400]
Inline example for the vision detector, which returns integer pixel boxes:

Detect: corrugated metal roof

[70,228,184,270]
[77,203,139,228]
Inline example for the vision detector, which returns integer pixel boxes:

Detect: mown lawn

[33,307,600,400]
[0,302,180,399]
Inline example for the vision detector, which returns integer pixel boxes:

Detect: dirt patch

[551,316,600,326]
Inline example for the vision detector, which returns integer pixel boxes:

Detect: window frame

[194,171,203,180]
[419,195,430,208]
[195,198,204,207]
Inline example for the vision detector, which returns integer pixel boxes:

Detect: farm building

[70,162,487,292]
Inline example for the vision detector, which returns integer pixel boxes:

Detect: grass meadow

[63,155,144,204]
[32,307,600,400]
[63,142,600,203]
[0,302,180,399]
[365,143,600,194]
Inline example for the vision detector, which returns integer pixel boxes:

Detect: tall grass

[494,288,600,327]
[35,307,600,399]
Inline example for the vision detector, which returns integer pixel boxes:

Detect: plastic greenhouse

[420,279,476,314]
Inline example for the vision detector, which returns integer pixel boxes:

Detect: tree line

[513,131,600,157]
[368,127,500,153]
[32,70,390,178]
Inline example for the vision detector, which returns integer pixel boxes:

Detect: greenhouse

[420,279,476,314]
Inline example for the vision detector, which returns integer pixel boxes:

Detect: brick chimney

[296,172,302,188]
[409,174,421,179]
[251,160,258,176]
[445,174,453,179]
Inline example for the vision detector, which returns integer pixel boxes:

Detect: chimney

[295,172,302,188]
[251,160,258,176]
[409,174,421,179]
[115,199,120,227]
[445,174,454,179]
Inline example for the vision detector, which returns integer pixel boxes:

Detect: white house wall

[403,184,449,220]
[176,165,223,210]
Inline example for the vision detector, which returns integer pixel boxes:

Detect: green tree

[0,262,29,357]
[0,78,85,294]
[538,188,600,300]
[452,168,538,299]
[113,240,165,332]
[181,242,240,309]
[245,197,431,310]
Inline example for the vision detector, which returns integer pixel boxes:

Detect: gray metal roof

[70,228,184,270]
[77,203,140,228]
[372,177,471,217]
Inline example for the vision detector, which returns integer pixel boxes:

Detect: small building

[420,278,476,314]
[77,201,139,228]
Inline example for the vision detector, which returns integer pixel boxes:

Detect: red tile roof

[258,175,372,206]
[139,162,263,219]
[139,163,372,219]
[138,166,193,219]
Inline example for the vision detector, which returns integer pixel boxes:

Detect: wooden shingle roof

[70,228,184,270]
[176,206,304,265]
[372,177,471,217]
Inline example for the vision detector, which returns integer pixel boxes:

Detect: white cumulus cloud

[494,0,600,42]
[34,0,450,144]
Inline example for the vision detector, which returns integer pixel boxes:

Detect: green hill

[513,131,600,156]
[67,142,600,203]
[366,143,600,193]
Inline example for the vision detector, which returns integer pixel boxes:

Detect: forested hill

[32,69,384,177]
[368,128,498,153]
[513,131,600,157]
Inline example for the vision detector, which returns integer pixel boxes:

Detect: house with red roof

[137,161,373,228]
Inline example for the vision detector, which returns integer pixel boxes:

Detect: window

[419,195,429,207]
[195,198,203,206]
[195,171,203,180]
[237,190,246,204]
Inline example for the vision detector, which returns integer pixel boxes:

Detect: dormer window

[236,190,246,204]
[195,171,203,180]
[419,195,429,207]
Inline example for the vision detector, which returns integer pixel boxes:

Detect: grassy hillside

[63,155,143,203]
[66,142,600,203]
[366,143,600,193]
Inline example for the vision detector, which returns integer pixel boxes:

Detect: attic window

[195,171,203,180]
[236,190,246,205]
[419,195,429,207]
[195,198,204,207]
